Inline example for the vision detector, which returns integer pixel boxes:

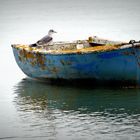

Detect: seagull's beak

[53,31,57,33]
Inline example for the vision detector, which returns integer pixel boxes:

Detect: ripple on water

[11,78,140,139]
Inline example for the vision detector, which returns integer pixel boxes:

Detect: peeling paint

[60,60,72,65]
[17,48,46,70]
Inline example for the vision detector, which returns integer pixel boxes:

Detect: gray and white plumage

[30,29,57,47]
[36,29,57,46]
[37,35,53,46]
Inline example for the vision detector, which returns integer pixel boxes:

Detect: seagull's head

[48,29,57,36]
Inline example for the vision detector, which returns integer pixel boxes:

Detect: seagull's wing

[37,36,53,45]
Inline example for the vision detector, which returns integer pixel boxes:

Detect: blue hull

[12,45,140,85]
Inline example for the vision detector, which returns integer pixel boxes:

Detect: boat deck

[12,40,127,54]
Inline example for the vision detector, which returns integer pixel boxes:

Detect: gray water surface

[1,0,140,139]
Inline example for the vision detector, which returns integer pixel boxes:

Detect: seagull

[30,29,57,47]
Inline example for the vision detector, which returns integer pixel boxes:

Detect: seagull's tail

[29,43,38,47]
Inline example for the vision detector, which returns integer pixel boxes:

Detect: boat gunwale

[11,42,140,55]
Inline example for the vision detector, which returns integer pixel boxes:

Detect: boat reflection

[13,78,140,139]
[14,78,140,115]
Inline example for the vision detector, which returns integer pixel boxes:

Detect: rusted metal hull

[12,44,140,85]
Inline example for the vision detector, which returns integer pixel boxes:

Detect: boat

[11,37,140,86]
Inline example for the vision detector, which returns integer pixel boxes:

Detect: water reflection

[13,78,140,139]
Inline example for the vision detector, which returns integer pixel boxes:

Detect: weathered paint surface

[12,44,140,85]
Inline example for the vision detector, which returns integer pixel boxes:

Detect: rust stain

[60,60,65,65]
[51,67,59,73]
[30,61,36,66]
[36,52,46,69]
[46,58,52,64]
[60,60,72,65]
[18,48,46,70]
[123,51,135,56]
[18,50,26,62]
[26,52,35,59]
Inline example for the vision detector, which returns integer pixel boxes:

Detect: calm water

[1,0,140,139]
